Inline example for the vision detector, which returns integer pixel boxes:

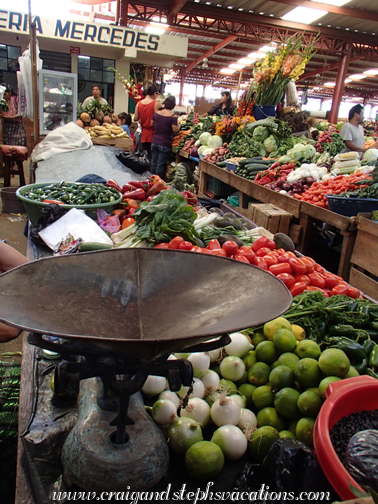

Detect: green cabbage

[203,148,214,156]
[198,145,208,156]
[253,126,269,142]
[286,143,316,162]
[199,132,212,146]
[264,135,278,154]
[362,148,378,163]
[207,135,223,149]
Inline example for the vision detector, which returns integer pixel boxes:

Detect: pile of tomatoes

[155,235,360,299]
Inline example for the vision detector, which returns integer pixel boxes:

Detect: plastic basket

[225,162,238,173]
[326,195,378,217]
[1,187,26,214]
[16,183,123,224]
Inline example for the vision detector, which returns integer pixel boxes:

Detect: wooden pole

[29,0,39,147]
[235,71,243,105]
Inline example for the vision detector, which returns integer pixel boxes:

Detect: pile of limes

[247,316,355,460]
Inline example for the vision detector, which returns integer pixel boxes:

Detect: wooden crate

[92,137,133,151]
[248,203,291,234]
[349,213,378,300]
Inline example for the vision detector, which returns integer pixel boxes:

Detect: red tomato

[234,255,250,264]
[314,263,325,274]
[329,284,349,296]
[308,272,326,289]
[207,239,221,250]
[288,257,307,275]
[285,251,297,258]
[255,247,271,257]
[251,236,270,252]
[154,243,169,249]
[301,257,315,274]
[294,274,310,285]
[269,262,292,275]
[306,286,328,297]
[277,253,291,264]
[255,257,268,270]
[289,281,307,296]
[200,248,213,254]
[190,246,201,252]
[168,236,185,249]
[348,287,360,299]
[323,273,340,289]
[236,250,256,265]
[178,241,193,250]
[266,239,276,250]
[211,248,227,257]
[276,273,296,289]
[266,251,279,259]
[275,248,286,255]
[222,240,239,258]
[265,254,278,267]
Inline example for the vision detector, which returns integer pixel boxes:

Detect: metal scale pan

[0,248,292,358]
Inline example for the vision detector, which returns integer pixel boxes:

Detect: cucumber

[216,162,227,168]
[78,242,114,252]
[246,163,271,172]
[239,157,263,167]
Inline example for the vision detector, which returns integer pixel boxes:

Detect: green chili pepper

[354,357,368,374]
[363,338,375,357]
[366,368,378,379]
[369,321,378,332]
[328,337,367,373]
[329,324,357,338]
[368,343,378,371]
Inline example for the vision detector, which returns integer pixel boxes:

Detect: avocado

[273,233,295,252]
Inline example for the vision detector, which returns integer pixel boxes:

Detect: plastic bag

[96,209,120,234]
[346,429,378,492]
[29,203,67,246]
[116,150,150,174]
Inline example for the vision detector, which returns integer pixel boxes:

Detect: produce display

[76,99,115,129]
[21,182,121,205]
[86,123,129,139]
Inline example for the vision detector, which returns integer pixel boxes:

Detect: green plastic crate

[207,176,235,198]
[16,183,123,224]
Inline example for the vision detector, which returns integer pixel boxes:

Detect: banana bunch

[87,124,129,139]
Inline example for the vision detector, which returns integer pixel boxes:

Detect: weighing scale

[0,248,291,496]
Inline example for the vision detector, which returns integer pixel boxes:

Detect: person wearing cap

[201,91,236,117]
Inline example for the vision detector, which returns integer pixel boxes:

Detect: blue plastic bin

[326,195,378,217]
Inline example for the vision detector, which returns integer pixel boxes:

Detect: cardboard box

[248,203,291,234]
[92,137,134,152]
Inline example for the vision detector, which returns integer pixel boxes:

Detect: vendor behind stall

[201,91,236,117]
[340,104,378,154]
[82,84,108,109]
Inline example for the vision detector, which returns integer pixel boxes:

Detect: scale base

[62,378,169,492]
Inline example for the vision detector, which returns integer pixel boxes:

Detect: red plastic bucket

[314,376,378,500]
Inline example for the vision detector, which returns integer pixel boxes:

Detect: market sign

[0,11,188,58]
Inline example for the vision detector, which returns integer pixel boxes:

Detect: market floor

[0,161,30,363]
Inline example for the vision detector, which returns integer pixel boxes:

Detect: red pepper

[106,179,122,192]
[128,207,136,216]
[122,198,140,210]
[255,173,262,182]
[146,195,156,202]
[146,181,168,197]
[43,199,63,205]
[182,190,198,205]
[150,175,165,185]
[270,162,280,170]
[121,183,135,193]
[129,181,149,191]
[257,175,272,186]
[122,188,146,201]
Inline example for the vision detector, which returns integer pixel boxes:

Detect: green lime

[235,371,249,387]
[297,390,323,417]
[256,407,285,431]
[256,341,279,365]
[278,352,300,372]
[344,366,359,378]
[252,332,266,347]
[263,317,291,341]
[273,328,297,353]
[279,430,297,440]
[287,419,299,434]
[243,350,258,370]
[219,379,238,395]
[319,349,350,378]
[294,358,323,388]
[252,385,274,409]
[238,383,256,410]
[296,417,315,448]
[185,441,224,480]
[306,387,321,396]
[269,365,295,391]
[274,387,301,419]
[247,362,271,386]
[318,376,341,399]
[295,340,322,360]
[249,426,280,461]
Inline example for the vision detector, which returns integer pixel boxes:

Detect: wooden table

[199,160,358,281]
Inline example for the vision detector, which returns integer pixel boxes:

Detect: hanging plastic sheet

[18,41,43,119]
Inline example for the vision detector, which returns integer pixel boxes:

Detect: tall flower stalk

[252,34,317,106]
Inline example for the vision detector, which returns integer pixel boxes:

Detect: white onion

[168,354,177,361]
[224,332,253,357]
[208,348,222,363]
[211,395,241,427]
[177,378,205,399]
[167,417,203,456]
[188,352,210,378]
[158,390,180,410]
[151,399,177,425]
[206,390,222,407]
[211,424,248,460]
[237,408,257,432]
[141,375,167,396]
[230,394,246,409]
[180,398,211,427]
[202,369,220,390]
[220,356,246,382]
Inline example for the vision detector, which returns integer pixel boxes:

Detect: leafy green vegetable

[133,190,200,245]
[253,126,269,142]
[286,143,316,162]
[264,135,278,153]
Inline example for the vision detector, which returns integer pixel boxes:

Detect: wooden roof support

[183,35,237,76]
[329,43,352,124]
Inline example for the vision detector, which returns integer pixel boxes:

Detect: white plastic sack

[18,42,43,118]
[39,207,113,252]
[31,123,93,163]
[285,80,299,108]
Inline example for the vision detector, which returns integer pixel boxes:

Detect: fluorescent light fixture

[324,82,336,87]
[220,68,236,74]
[152,16,167,23]
[247,52,265,59]
[238,58,254,65]
[259,44,277,53]
[310,0,350,5]
[344,78,352,83]
[364,69,378,76]
[349,74,367,80]
[229,63,245,70]
[145,22,167,35]
[282,6,328,24]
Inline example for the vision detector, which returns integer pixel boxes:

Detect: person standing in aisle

[133,84,162,160]
[340,104,378,155]
[82,84,108,109]
[1,85,27,148]
[201,91,236,117]
[150,96,180,180]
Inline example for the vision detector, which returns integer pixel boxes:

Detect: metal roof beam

[183,35,237,75]
[167,0,189,21]
[268,0,378,23]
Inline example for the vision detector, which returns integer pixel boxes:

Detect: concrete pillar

[329,43,352,124]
